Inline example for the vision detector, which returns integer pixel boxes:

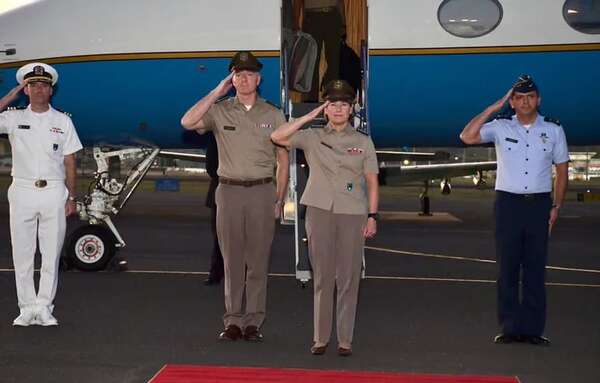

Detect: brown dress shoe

[337,346,352,356]
[243,325,263,342]
[218,325,242,341]
[310,344,327,355]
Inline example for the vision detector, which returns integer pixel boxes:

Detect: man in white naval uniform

[0,62,82,326]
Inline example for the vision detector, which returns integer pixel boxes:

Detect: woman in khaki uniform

[271,80,379,356]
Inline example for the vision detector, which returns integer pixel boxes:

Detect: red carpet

[149,365,519,383]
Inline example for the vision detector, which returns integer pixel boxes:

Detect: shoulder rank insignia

[263,99,280,109]
[54,108,72,117]
[6,106,26,111]
[544,116,561,126]
[214,95,229,104]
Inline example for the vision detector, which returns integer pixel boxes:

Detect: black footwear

[310,343,327,355]
[218,325,242,341]
[337,346,353,356]
[203,276,221,286]
[493,333,523,344]
[524,335,551,346]
[243,325,264,342]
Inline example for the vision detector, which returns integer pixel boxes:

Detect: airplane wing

[376,150,450,162]
[381,161,497,183]
[158,150,206,162]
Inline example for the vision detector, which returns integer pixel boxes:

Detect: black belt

[497,191,550,200]
[219,177,272,187]
[306,6,336,13]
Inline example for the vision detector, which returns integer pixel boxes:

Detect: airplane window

[438,0,503,38]
[563,0,600,34]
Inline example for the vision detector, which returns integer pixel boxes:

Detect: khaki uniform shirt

[289,123,378,214]
[200,97,286,180]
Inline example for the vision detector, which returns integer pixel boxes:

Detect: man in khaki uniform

[181,51,289,342]
[271,80,379,356]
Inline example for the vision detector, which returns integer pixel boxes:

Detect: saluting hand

[307,101,329,120]
[489,88,513,114]
[363,218,377,239]
[1,82,27,108]
[214,72,234,98]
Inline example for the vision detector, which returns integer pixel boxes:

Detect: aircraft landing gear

[419,180,432,216]
[64,147,160,271]
[65,224,116,271]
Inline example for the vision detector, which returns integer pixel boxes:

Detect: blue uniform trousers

[494,191,552,336]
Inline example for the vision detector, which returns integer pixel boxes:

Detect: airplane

[1,0,599,274]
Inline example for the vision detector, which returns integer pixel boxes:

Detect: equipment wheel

[65,225,116,271]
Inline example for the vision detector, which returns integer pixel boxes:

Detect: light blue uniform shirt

[480,114,569,194]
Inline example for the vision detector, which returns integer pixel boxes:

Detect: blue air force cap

[512,74,538,94]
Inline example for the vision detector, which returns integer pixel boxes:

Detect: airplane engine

[440,178,452,195]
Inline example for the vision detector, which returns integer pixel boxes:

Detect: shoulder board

[544,116,561,126]
[263,100,282,109]
[214,96,229,104]
[495,113,512,120]
[54,108,72,117]
[6,106,26,111]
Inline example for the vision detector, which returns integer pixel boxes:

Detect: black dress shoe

[243,325,264,342]
[218,325,242,341]
[204,276,222,286]
[337,346,352,357]
[310,344,327,355]
[524,335,551,346]
[493,333,523,344]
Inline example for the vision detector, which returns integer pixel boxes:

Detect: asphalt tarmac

[0,181,598,383]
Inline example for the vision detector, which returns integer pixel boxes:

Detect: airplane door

[281,0,369,285]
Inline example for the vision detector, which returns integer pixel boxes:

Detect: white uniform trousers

[7,180,67,311]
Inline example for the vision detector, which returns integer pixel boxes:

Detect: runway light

[403,159,410,165]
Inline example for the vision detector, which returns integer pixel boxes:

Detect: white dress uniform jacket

[0,105,82,313]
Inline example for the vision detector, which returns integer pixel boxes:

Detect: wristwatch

[367,213,379,221]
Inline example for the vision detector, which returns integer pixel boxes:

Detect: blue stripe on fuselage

[0,57,281,148]
[368,50,600,146]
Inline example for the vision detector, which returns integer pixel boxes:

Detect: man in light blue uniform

[460,75,569,346]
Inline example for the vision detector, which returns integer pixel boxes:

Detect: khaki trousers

[305,206,365,348]
[216,182,276,328]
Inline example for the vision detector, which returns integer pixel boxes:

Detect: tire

[65,225,116,271]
